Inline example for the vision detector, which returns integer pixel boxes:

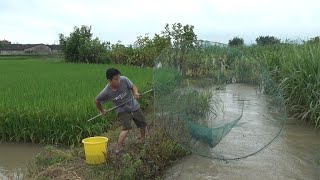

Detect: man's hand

[100,109,107,116]
[134,92,140,99]
[132,85,140,99]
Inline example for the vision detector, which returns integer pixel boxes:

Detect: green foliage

[256,35,281,46]
[108,33,171,67]
[130,34,171,67]
[109,41,134,65]
[222,50,261,84]
[177,90,213,116]
[155,41,246,79]
[119,154,143,180]
[278,43,320,127]
[243,43,320,127]
[161,23,198,75]
[35,146,72,167]
[0,40,10,48]
[228,37,244,47]
[162,23,198,48]
[58,23,197,68]
[153,33,171,55]
[128,22,197,69]
[59,25,109,63]
[245,44,282,67]
[153,67,181,97]
[306,36,320,44]
[133,35,156,66]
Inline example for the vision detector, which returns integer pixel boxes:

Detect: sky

[0,0,319,45]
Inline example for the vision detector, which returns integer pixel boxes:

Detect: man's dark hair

[106,68,121,80]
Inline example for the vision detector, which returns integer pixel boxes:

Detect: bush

[59,25,108,63]
[228,37,244,47]
[256,36,281,46]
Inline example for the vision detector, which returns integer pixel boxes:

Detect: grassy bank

[26,126,188,179]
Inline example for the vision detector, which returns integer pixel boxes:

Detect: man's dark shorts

[118,108,147,130]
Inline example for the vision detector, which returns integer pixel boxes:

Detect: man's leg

[117,112,132,152]
[139,126,146,143]
[117,130,129,151]
[132,109,147,143]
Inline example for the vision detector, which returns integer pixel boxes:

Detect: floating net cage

[152,41,287,160]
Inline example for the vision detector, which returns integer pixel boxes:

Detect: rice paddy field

[0,59,153,145]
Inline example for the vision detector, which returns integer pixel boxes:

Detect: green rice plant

[0,59,153,145]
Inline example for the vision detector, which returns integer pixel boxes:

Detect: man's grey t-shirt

[96,76,140,113]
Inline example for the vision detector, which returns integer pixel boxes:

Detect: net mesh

[152,41,287,160]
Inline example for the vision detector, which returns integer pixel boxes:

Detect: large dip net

[152,41,287,160]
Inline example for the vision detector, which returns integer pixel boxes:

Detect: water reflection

[0,143,43,179]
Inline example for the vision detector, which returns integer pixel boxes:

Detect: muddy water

[165,83,320,180]
[0,143,43,180]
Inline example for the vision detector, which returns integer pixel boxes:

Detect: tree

[161,23,198,75]
[228,37,244,47]
[162,23,197,48]
[152,33,171,55]
[132,33,171,67]
[109,41,133,65]
[0,40,10,49]
[306,36,320,44]
[256,36,281,45]
[59,25,108,63]
[133,34,156,67]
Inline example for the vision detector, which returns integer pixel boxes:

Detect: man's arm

[95,99,107,115]
[132,85,140,99]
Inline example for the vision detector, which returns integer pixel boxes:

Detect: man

[95,68,147,154]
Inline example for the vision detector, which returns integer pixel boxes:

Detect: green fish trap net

[152,41,287,160]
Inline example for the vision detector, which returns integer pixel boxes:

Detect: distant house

[0,41,62,55]
[199,40,228,48]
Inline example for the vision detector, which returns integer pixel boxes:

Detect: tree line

[59,23,197,65]
[58,24,319,65]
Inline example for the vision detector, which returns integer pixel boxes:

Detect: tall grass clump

[0,59,152,145]
[279,43,320,127]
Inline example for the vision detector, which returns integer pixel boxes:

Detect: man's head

[106,68,121,87]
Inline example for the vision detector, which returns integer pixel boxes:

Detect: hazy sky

[1,0,319,45]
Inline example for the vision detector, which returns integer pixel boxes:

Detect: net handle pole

[87,89,153,122]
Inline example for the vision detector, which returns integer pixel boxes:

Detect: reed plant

[278,43,320,127]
